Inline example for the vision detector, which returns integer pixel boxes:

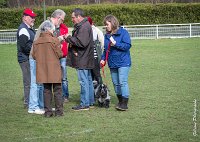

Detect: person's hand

[64,34,69,39]
[110,42,116,46]
[58,35,64,41]
[100,60,106,67]
[110,36,116,46]
[73,51,78,56]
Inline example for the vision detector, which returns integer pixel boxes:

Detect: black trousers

[43,83,63,115]
[91,58,102,84]
[19,60,30,106]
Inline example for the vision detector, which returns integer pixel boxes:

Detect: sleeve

[32,44,36,60]
[96,27,104,50]
[52,40,63,59]
[18,28,32,55]
[113,29,131,51]
[66,25,92,49]
[101,38,107,61]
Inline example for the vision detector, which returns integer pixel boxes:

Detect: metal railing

[0,23,200,44]
[122,23,200,39]
[0,29,18,44]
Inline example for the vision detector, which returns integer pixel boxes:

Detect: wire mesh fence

[0,23,200,44]
[0,29,17,44]
[122,23,200,39]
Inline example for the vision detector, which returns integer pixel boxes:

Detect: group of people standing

[17,7,132,118]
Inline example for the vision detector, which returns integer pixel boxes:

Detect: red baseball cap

[23,8,37,17]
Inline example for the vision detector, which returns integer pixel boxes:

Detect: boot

[116,97,128,111]
[115,95,122,109]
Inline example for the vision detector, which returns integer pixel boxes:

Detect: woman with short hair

[32,21,64,117]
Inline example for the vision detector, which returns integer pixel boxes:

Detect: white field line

[24,128,94,140]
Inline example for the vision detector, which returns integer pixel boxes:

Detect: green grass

[0,38,199,142]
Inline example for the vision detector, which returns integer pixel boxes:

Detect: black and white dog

[94,83,110,108]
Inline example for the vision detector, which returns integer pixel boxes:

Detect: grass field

[0,38,199,142]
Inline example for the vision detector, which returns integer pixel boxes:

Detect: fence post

[190,24,192,38]
[156,25,158,39]
[43,0,46,21]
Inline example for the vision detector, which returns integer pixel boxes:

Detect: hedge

[0,3,200,29]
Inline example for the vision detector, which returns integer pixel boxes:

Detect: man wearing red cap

[16,8,37,109]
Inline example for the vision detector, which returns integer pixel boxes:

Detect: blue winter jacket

[102,27,131,68]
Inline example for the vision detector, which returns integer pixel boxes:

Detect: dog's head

[96,84,109,99]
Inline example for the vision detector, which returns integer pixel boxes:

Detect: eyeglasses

[30,16,35,19]
[58,17,64,23]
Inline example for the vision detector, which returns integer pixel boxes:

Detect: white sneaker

[39,109,45,113]
[34,109,45,114]
[64,98,69,103]
[28,110,34,114]
[28,109,45,115]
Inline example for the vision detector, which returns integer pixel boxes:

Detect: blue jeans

[28,58,44,111]
[60,58,69,98]
[77,69,94,106]
[110,67,130,98]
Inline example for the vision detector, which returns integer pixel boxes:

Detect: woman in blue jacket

[100,15,131,111]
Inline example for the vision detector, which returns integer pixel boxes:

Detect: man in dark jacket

[17,8,37,109]
[64,8,94,111]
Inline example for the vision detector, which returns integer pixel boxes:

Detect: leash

[101,42,111,84]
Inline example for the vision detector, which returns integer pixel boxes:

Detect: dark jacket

[66,18,94,69]
[32,32,63,83]
[17,22,35,63]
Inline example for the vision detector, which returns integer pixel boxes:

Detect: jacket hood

[40,31,54,37]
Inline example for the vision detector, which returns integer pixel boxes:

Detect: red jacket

[60,23,68,57]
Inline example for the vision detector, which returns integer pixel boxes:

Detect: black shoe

[72,105,89,111]
[116,97,128,111]
[24,104,28,109]
[89,104,95,109]
[44,113,53,118]
[55,113,64,117]
[63,96,69,103]
[115,95,122,109]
